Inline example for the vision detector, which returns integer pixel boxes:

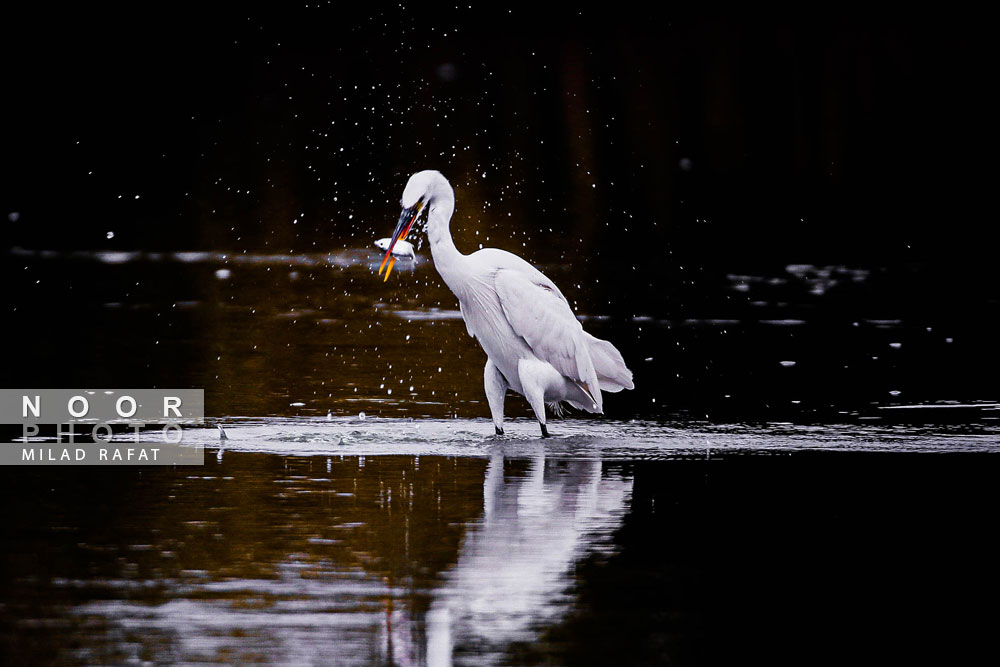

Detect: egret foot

[539,423,550,438]
[495,426,504,435]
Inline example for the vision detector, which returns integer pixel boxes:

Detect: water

[7,247,1000,423]
[183,417,1000,458]
[3,442,998,665]
[4,249,999,664]
[3,446,631,664]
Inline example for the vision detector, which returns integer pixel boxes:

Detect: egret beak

[379,202,422,281]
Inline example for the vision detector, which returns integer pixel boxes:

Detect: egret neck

[425,179,465,286]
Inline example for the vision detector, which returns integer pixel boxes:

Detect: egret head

[401,170,441,208]
[380,170,450,281]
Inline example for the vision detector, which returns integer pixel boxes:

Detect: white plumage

[380,170,633,437]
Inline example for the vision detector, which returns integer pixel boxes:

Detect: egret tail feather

[585,333,634,390]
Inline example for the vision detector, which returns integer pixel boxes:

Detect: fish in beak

[379,201,422,281]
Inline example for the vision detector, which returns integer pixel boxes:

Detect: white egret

[379,170,634,437]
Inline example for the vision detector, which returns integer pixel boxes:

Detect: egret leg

[484,358,507,435]
[518,359,551,438]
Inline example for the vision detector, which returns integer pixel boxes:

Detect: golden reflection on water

[2,452,631,665]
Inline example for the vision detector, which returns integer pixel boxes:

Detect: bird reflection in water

[9,452,631,664]
[382,449,634,665]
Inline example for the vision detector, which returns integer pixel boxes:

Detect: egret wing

[459,301,476,338]
[493,268,602,409]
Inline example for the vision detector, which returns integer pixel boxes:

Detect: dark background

[2,6,997,420]
[4,8,994,268]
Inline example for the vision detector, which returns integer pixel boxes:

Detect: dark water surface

[2,447,998,665]
[6,249,1000,423]
[3,251,999,664]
